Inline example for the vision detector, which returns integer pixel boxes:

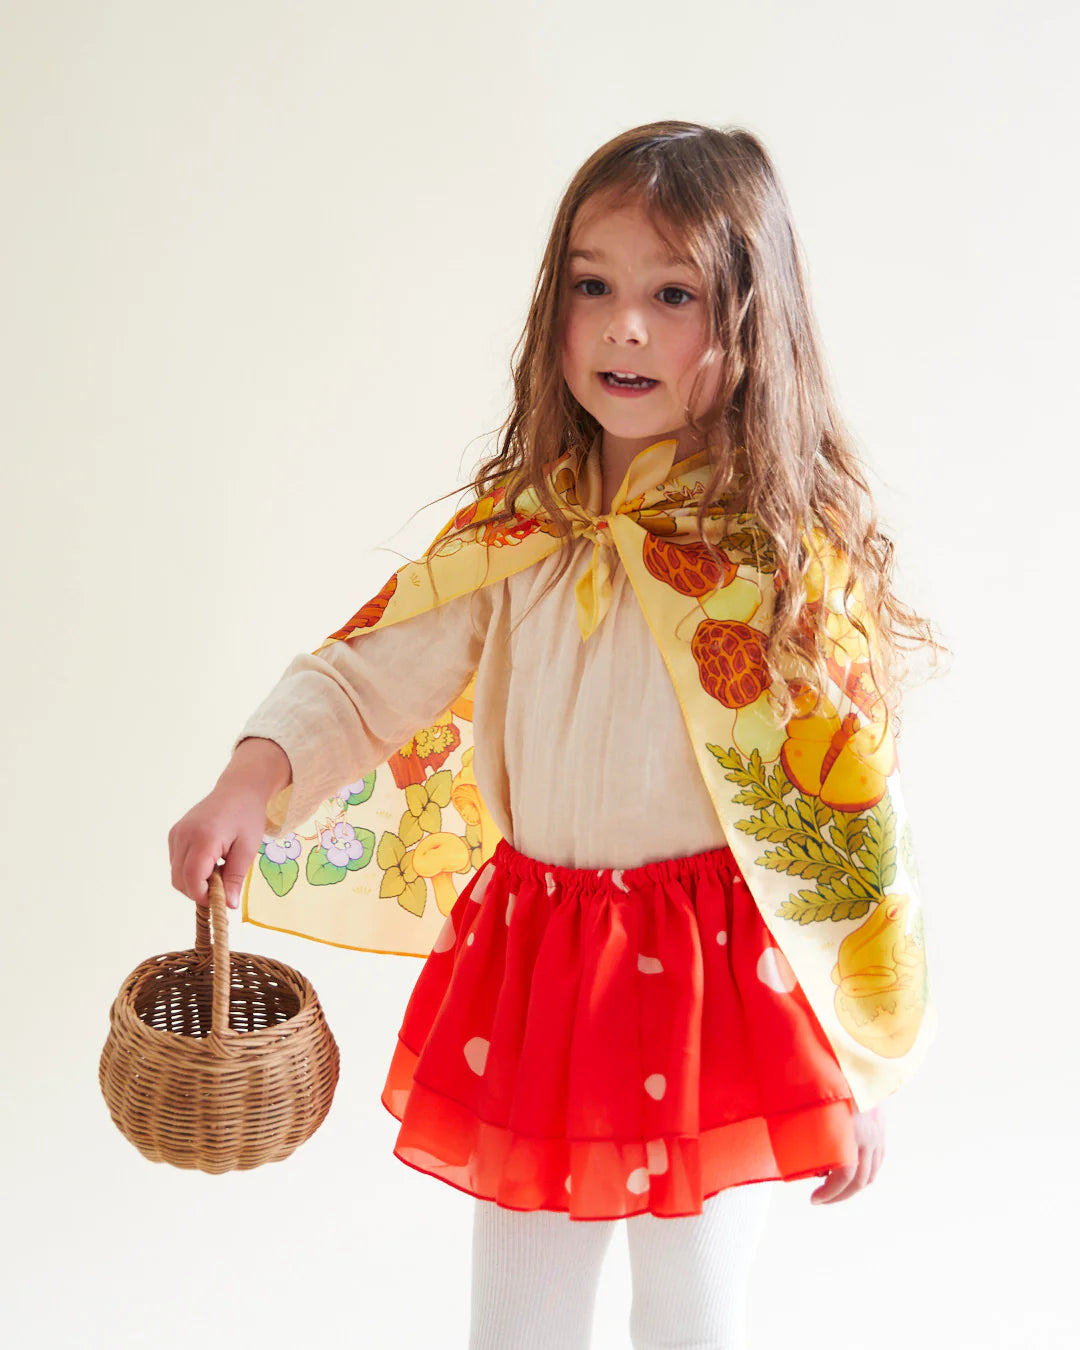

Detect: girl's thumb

[222,848,257,909]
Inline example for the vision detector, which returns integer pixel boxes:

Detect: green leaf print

[776,892,874,925]
[717,743,898,921]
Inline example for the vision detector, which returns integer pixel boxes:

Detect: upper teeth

[610,370,646,378]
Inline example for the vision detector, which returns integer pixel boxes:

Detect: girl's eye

[570,279,695,306]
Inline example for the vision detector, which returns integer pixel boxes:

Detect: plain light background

[4,1,1077,1347]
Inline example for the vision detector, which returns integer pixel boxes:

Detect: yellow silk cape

[239,437,936,1111]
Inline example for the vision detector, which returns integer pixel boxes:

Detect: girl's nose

[603,305,648,346]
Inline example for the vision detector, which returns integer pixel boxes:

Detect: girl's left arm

[809,1105,885,1204]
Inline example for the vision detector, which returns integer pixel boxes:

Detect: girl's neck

[598,427,702,513]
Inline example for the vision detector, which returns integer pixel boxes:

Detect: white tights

[468,1182,774,1350]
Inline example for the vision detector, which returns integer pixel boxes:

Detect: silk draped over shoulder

[234,435,936,1112]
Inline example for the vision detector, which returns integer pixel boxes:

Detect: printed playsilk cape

[239,437,936,1111]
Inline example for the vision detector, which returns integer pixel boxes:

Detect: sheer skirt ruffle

[381,837,857,1220]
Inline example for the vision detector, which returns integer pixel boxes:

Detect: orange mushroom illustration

[412,832,472,917]
[639,531,786,762]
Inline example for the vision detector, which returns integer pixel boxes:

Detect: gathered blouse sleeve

[230,585,495,838]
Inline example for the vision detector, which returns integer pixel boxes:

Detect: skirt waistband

[491,836,738,895]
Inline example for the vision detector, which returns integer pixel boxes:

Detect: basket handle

[194,864,233,1041]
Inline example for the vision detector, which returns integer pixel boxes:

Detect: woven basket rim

[108,947,324,1057]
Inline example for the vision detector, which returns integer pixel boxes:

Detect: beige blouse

[233,534,730,873]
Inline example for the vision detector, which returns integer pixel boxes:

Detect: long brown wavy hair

[404,120,949,734]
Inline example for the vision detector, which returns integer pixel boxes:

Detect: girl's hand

[169,739,290,911]
[168,784,269,910]
[809,1104,885,1205]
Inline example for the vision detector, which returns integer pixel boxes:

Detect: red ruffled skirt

[381,836,857,1221]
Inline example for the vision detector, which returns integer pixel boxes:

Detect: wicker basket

[99,864,340,1172]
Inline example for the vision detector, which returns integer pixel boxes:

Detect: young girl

[170,121,942,1349]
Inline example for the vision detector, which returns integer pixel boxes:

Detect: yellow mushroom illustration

[803,526,878,664]
[831,894,926,1058]
[780,683,895,812]
[451,747,501,868]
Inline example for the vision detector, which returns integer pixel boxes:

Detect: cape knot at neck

[583,516,614,542]
[575,516,619,640]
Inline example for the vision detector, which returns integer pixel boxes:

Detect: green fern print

[706,744,899,924]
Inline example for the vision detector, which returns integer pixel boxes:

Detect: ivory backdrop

[3,2,1075,1347]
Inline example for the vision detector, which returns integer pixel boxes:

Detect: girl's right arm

[168,583,494,912]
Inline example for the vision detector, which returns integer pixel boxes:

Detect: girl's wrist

[217,737,293,800]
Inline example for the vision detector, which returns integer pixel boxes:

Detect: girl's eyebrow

[568,246,696,268]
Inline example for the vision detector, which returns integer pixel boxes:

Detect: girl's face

[561,195,722,458]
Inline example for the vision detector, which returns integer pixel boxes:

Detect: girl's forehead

[570,198,687,254]
[572,193,655,235]
[567,205,695,274]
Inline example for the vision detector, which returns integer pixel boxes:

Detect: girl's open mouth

[599,371,659,396]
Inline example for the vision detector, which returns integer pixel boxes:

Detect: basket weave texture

[99,865,340,1172]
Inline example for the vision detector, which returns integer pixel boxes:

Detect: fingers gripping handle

[194,865,235,1046]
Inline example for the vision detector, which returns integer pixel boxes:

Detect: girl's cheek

[562,323,587,369]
